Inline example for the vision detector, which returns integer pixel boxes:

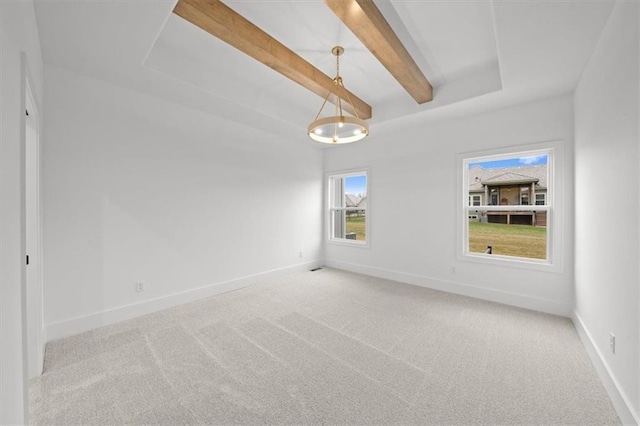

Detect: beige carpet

[30,268,619,425]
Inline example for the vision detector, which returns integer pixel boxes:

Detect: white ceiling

[33,0,615,139]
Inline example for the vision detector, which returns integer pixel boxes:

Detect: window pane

[490,189,498,206]
[331,210,345,239]
[467,153,549,260]
[331,177,344,208]
[344,175,366,198]
[328,171,367,243]
[520,187,529,205]
[345,210,366,241]
[468,220,547,260]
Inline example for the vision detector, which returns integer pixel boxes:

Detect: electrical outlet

[610,332,615,354]
[135,281,145,293]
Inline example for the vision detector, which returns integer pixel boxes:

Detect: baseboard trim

[572,312,639,425]
[325,259,571,317]
[45,261,321,341]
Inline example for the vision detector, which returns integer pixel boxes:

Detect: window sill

[327,238,370,249]
[459,252,562,273]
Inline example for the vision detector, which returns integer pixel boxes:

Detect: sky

[469,154,548,170]
[345,175,367,196]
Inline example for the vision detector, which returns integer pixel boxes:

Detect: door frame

[21,52,44,379]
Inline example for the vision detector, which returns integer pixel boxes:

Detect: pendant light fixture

[308,46,369,144]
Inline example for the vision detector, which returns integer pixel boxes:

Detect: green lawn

[346,216,366,241]
[469,221,546,259]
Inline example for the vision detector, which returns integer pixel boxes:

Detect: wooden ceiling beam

[325,0,433,104]
[173,0,372,120]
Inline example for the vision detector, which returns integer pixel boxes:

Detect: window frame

[457,141,564,272]
[468,194,482,206]
[326,168,370,248]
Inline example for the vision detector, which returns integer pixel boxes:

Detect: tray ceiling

[33,0,616,139]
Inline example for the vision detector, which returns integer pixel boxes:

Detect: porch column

[531,182,536,205]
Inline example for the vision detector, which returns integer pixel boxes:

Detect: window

[327,170,368,245]
[462,148,553,263]
[490,189,498,206]
[520,187,529,205]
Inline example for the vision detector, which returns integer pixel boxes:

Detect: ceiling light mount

[308,46,369,144]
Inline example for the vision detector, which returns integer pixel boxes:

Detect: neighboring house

[357,197,367,211]
[345,194,366,217]
[345,194,361,208]
[468,164,547,226]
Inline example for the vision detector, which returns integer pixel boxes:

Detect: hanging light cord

[311,46,363,124]
[335,52,342,117]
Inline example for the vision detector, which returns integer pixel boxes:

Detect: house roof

[357,197,367,210]
[469,164,547,192]
[481,171,539,185]
[345,194,366,209]
[345,194,362,208]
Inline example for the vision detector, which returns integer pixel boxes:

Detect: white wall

[43,65,323,339]
[324,94,575,316]
[0,1,44,423]
[574,1,639,423]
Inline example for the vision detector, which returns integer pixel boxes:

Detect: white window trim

[456,141,564,273]
[469,194,481,206]
[325,168,370,248]
[535,193,546,205]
